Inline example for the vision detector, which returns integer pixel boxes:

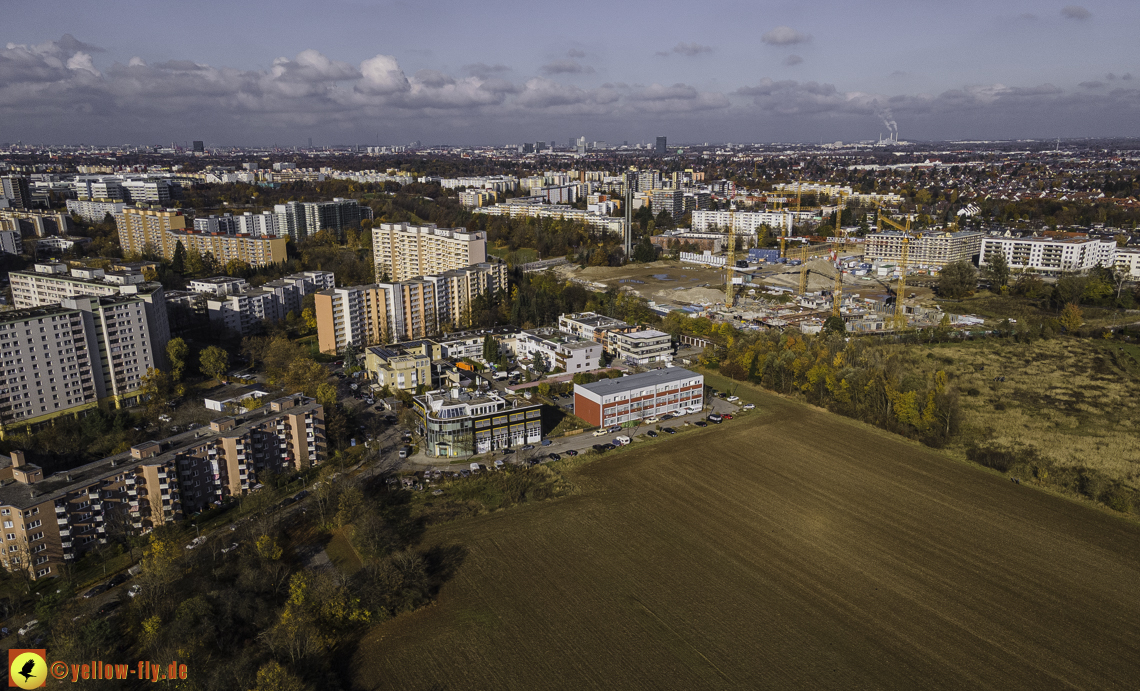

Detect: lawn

[351,391,1140,690]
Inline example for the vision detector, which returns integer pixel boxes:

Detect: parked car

[662,427,676,435]
[548,453,561,461]
[591,444,610,453]
[493,460,505,469]
[502,449,515,455]
[521,444,535,451]
[743,403,756,410]
[565,449,579,457]
[460,469,470,478]
[98,600,122,616]
[607,425,622,433]
[722,414,733,421]
[614,435,631,446]
[18,620,38,636]
[707,414,723,423]
[540,439,552,446]
[645,416,660,424]
[592,429,608,437]
[727,395,740,402]
[83,585,107,599]
[646,430,658,438]
[469,462,481,473]
[107,573,128,588]
[695,421,708,427]
[127,585,142,599]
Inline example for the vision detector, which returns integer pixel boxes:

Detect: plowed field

[353,394,1140,690]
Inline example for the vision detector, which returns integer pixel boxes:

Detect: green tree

[984,252,1010,291]
[165,337,189,382]
[937,261,978,300]
[199,345,230,384]
[822,315,846,335]
[170,241,187,274]
[316,382,338,411]
[301,307,317,333]
[482,334,498,362]
[251,661,312,691]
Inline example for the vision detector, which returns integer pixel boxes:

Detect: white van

[614,435,631,446]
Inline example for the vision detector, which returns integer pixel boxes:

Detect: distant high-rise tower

[308,137,313,148]
[655,136,667,156]
[192,140,204,153]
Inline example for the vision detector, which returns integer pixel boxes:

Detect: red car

[721,414,733,420]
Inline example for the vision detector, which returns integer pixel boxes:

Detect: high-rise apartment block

[9,263,170,368]
[115,208,188,256]
[371,223,487,282]
[0,294,162,437]
[1,176,32,209]
[0,395,325,580]
[655,136,668,156]
[315,261,507,353]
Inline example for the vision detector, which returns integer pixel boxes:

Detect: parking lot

[403,393,743,474]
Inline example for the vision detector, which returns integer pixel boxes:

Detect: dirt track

[353,393,1140,690]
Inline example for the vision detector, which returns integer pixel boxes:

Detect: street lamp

[193,524,199,538]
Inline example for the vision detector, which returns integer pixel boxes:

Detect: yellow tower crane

[798,244,809,295]
[876,211,913,328]
[832,193,847,316]
[725,223,737,307]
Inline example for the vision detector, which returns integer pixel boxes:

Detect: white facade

[980,236,1117,274]
[609,329,672,365]
[1113,247,1140,278]
[690,210,801,235]
[202,271,333,336]
[65,199,127,223]
[510,329,602,373]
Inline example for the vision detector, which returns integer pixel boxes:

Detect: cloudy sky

[2,1,1138,146]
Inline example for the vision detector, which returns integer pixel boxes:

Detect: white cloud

[762,27,812,46]
[357,54,409,94]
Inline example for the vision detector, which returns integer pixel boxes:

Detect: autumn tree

[1059,302,1084,333]
[200,346,230,384]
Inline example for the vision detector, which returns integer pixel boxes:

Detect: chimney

[10,450,25,468]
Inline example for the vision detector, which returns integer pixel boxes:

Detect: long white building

[979,236,1117,274]
[864,230,985,269]
[472,203,625,234]
[195,271,334,336]
[690,210,803,235]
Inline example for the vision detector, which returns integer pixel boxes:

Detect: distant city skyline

[2,1,1139,145]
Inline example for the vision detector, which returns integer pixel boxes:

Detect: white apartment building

[1113,247,1140,278]
[979,236,1117,274]
[690,210,801,235]
[865,230,985,269]
[65,199,127,223]
[372,223,488,281]
[609,329,672,365]
[189,277,250,295]
[198,271,334,336]
[472,203,625,234]
[9,264,171,369]
[506,328,602,373]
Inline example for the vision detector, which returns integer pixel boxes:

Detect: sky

[2,0,1139,146]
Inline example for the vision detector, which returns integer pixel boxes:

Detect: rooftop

[575,367,699,396]
[0,395,321,509]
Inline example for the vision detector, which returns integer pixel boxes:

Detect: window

[2,521,11,529]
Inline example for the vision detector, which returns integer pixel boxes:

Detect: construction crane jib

[877,211,913,327]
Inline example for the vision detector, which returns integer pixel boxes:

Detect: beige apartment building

[315,262,506,354]
[167,230,287,267]
[863,230,985,269]
[0,395,325,581]
[372,222,487,281]
[115,208,187,256]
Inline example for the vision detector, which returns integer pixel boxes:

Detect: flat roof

[576,367,700,396]
[621,329,670,339]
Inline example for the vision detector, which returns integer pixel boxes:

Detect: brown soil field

[352,393,1140,690]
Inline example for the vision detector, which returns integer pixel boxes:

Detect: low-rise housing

[608,329,672,365]
[507,328,603,373]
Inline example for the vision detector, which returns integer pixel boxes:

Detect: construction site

[556,179,967,334]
